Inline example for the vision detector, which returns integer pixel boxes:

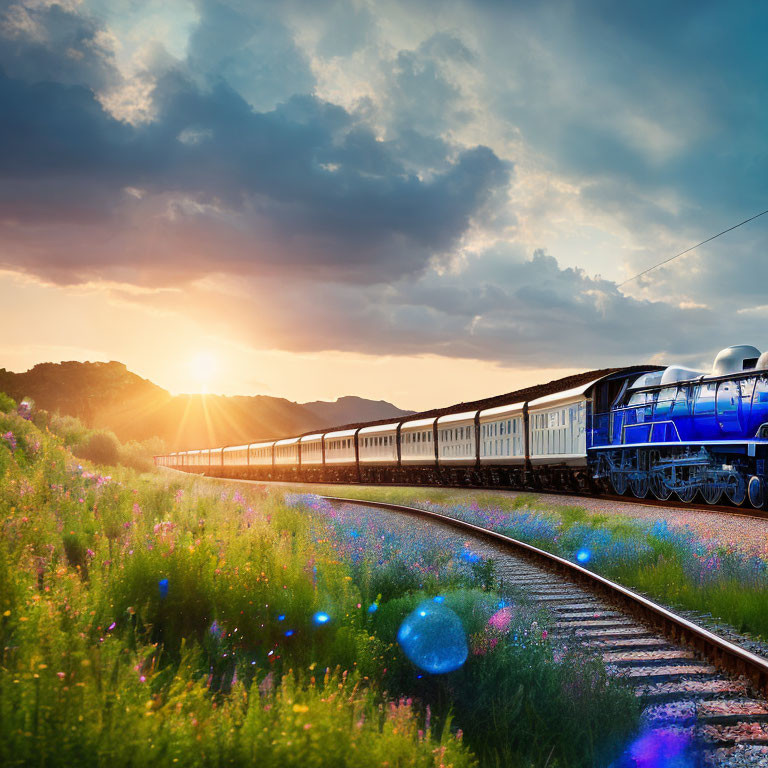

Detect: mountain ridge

[0,361,414,450]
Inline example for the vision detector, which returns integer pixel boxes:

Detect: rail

[320,494,768,694]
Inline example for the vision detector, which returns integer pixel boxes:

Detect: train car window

[753,378,768,407]
[693,383,717,415]
[628,391,648,406]
[717,380,743,432]
[740,378,757,400]
[654,387,676,419]
[672,387,689,415]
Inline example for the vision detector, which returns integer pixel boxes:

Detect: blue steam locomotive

[158,344,768,508]
[591,345,768,507]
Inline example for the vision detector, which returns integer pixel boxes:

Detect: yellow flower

[292,704,309,713]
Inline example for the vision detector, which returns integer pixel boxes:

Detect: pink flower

[488,606,513,632]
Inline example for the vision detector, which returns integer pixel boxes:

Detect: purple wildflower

[2,431,16,452]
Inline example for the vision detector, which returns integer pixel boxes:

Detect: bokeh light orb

[576,548,591,564]
[158,578,169,598]
[313,611,330,625]
[397,601,468,674]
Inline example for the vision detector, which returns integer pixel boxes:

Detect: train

[155,344,768,508]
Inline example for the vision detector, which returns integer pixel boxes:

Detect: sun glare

[186,350,219,393]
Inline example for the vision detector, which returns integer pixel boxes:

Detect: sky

[1,0,768,410]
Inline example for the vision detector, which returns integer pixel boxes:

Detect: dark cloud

[0,0,118,89]
[0,9,509,285]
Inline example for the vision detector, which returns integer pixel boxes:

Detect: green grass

[0,401,641,767]
[286,482,768,642]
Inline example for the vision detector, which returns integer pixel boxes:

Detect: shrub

[119,436,166,472]
[48,413,90,447]
[74,430,120,466]
[0,391,16,413]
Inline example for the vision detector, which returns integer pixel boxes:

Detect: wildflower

[17,401,32,420]
[2,432,16,452]
[292,703,309,713]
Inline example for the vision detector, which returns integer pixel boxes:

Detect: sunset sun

[186,351,218,393]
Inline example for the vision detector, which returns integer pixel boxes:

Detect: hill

[0,361,413,449]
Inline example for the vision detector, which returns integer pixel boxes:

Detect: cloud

[2,0,768,377]
[0,0,119,89]
[123,244,750,374]
[186,0,315,111]
[0,36,509,284]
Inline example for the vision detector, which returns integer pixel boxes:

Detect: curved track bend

[322,495,768,763]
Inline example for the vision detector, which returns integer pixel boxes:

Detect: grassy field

[0,398,642,767]
[277,482,768,642]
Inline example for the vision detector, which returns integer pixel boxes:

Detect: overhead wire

[618,207,768,287]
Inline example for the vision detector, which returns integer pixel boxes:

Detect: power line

[618,207,768,287]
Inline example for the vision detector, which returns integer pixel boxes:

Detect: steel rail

[320,494,768,695]
[177,466,768,521]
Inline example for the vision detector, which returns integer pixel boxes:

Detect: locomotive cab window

[694,383,717,416]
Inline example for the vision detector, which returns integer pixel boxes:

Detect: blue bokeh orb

[576,548,591,564]
[158,578,169,598]
[313,611,330,625]
[397,601,468,674]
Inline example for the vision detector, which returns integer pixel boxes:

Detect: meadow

[0,397,640,767]
[283,483,768,643]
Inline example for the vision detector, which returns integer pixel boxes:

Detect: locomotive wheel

[701,482,722,505]
[650,474,672,501]
[748,476,765,509]
[724,474,747,506]
[610,470,628,495]
[676,484,697,503]
[629,474,649,498]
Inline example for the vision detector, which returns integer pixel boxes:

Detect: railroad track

[194,470,768,521]
[321,495,768,765]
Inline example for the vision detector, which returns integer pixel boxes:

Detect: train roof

[295,364,660,439]
[176,365,661,451]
